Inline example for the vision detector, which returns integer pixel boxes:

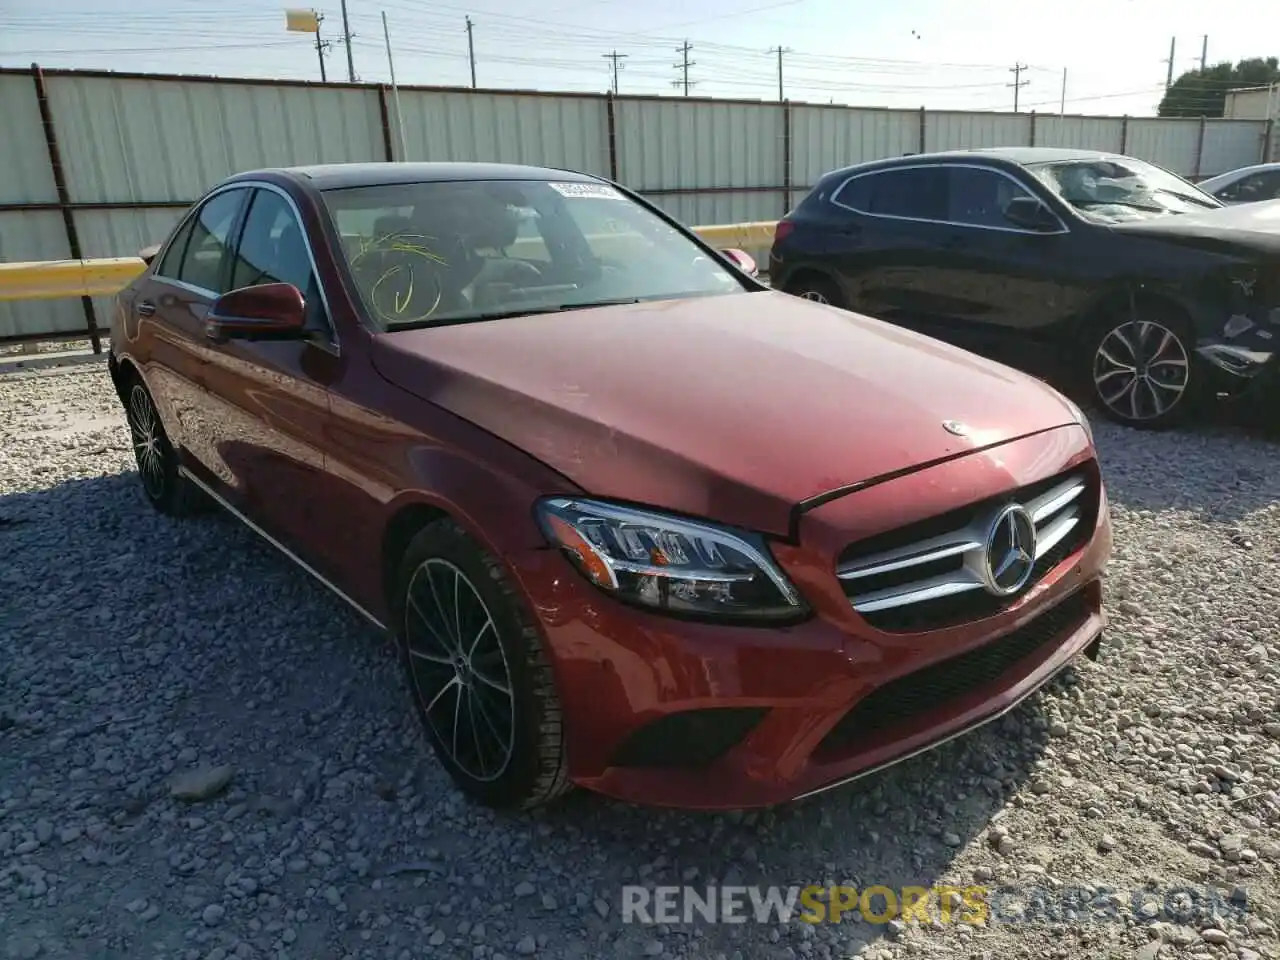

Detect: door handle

[137,300,156,317]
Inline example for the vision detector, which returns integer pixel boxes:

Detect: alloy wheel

[799,289,830,304]
[127,384,167,501]
[403,558,515,782]
[1092,319,1190,422]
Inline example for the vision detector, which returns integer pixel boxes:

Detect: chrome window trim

[153,275,217,299]
[151,184,249,286]
[828,161,1071,236]
[152,180,341,356]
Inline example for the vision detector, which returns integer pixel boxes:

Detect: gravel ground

[1,361,1278,960]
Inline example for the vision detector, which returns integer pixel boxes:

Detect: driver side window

[230,188,329,337]
[1216,170,1280,203]
[946,167,1037,229]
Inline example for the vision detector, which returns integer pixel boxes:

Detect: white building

[1224,85,1279,120]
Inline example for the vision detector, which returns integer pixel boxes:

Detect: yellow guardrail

[690,221,778,249]
[0,257,148,301]
[0,221,779,302]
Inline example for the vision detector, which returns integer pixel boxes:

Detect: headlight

[536,498,807,622]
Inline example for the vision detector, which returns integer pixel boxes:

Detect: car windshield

[320,179,750,331]
[1028,157,1221,223]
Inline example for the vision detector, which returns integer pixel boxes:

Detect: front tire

[787,274,846,308]
[123,379,206,516]
[1083,309,1199,429]
[391,519,571,809]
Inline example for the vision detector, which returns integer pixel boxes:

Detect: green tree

[1158,57,1280,118]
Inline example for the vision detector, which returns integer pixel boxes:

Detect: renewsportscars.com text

[621,884,1250,926]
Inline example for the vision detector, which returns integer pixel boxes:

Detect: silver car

[1199,162,1280,204]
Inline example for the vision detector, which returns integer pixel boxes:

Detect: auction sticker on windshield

[549,182,624,200]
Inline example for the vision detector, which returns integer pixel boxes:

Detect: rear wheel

[123,378,206,516]
[787,274,845,308]
[391,519,571,809]
[1083,308,1199,429]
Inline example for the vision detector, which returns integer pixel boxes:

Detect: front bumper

[1194,304,1280,389]
[513,426,1111,810]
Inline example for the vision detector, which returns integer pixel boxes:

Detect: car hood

[1107,198,1280,254]
[370,292,1080,536]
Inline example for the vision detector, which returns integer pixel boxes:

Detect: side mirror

[721,248,759,276]
[139,243,161,266]
[1003,196,1060,232]
[206,283,308,342]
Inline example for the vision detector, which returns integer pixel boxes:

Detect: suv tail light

[773,219,795,244]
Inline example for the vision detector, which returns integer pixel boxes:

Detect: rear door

[827,165,952,330]
[136,187,250,462]
[198,185,343,562]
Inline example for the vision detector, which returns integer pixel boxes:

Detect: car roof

[817,146,1121,183]
[228,161,603,191]
[1202,161,1280,183]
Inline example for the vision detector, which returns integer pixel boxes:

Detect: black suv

[771,147,1280,428]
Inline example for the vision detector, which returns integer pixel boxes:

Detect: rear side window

[867,168,948,220]
[835,168,948,221]
[176,189,246,295]
[156,216,195,279]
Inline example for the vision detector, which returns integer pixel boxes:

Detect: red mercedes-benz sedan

[107,162,1112,810]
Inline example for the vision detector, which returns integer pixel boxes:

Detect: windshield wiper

[1076,199,1168,214]
[385,298,644,331]
[1153,187,1218,208]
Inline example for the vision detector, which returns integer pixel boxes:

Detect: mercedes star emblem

[982,504,1038,596]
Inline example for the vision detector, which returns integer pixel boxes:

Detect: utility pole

[770,46,791,102]
[602,50,627,95]
[1165,36,1176,87]
[313,11,329,82]
[1008,62,1029,112]
[672,41,695,96]
[382,11,407,159]
[1059,67,1067,116]
[1200,34,1208,72]
[339,0,356,82]
[466,17,477,88]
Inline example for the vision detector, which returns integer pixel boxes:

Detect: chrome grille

[837,469,1094,631]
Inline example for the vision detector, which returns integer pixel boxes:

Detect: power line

[673,40,695,96]
[1008,62,1029,112]
[603,50,628,95]
[6,40,299,58]
[4,3,1191,119]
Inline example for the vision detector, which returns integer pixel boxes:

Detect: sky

[3,0,1275,117]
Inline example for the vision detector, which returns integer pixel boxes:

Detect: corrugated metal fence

[1,65,1275,349]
